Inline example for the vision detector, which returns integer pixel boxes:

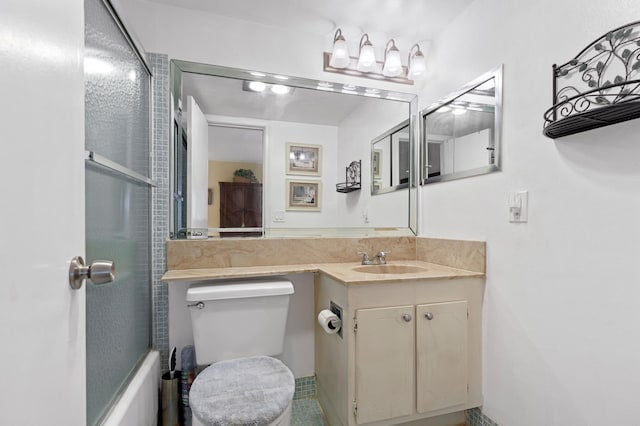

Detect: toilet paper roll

[318,309,341,334]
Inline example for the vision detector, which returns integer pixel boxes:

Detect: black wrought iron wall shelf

[336,160,361,193]
[543,21,640,139]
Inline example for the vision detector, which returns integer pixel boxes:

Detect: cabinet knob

[424,312,434,320]
[402,313,412,322]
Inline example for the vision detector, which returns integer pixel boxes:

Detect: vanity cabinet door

[355,305,415,424]
[416,301,468,413]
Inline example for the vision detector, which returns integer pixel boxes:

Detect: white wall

[267,121,338,228]
[419,1,640,425]
[337,98,410,227]
[168,274,316,378]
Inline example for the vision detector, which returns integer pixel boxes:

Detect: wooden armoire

[219,182,262,237]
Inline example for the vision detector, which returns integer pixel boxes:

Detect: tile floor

[291,399,327,425]
[292,376,327,425]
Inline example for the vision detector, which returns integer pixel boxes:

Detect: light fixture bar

[323,52,413,85]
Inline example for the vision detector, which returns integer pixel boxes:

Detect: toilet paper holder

[330,301,343,338]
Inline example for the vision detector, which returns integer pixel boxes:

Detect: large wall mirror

[421,65,503,184]
[170,60,418,239]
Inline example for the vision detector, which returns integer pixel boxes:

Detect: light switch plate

[509,191,528,223]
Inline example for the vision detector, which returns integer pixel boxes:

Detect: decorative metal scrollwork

[543,21,640,138]
[336,160,361,193]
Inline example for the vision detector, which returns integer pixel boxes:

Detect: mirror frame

[420,64,503,185]
[371,119,410,195]
[169,60,420,238]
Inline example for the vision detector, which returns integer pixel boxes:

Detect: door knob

[69,256,115,289]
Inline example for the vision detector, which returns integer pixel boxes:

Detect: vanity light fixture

[382,39,403,77]
[323,28,426,85]
[356,34,376,72]
[407,44,426,80]
[329,29,350,68]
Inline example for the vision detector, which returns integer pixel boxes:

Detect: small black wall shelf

[543,21,640,139]
[336,160,361,193]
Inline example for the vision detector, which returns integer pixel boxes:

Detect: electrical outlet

[272,210,285,223]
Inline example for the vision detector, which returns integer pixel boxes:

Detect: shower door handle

[68,256,115,289]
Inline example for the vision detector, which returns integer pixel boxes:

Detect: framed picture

[372,149,382,178]
[286,143,321,176]
[286,180,321,211]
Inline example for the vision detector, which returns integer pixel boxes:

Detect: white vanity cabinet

[315,273,483,426]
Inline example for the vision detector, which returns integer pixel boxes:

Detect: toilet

[186,278,295,426]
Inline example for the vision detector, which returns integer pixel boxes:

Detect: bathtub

[102,350,160,426]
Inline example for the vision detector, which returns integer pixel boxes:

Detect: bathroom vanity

[315,263,483,426]
[163,236,485,426]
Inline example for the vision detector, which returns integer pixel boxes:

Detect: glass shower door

[84,0,153,424]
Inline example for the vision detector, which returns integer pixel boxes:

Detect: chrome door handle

[69,256,115,289]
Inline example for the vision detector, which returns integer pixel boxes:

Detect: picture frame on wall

[286,143,321,176]
[372,149,382,178]
[286,180,321,211]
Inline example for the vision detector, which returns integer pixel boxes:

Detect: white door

[0,0,87,424]
[187,96,209,232]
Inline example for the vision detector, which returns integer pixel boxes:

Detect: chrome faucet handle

[376,251,390,264]
[358,252,373,265]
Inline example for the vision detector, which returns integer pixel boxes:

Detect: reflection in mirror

[371,120,410,195]
[421,65,502,184]
[170,60,418,239]
[209,125,263,238]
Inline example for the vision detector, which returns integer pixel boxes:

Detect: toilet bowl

[186,279,295,426]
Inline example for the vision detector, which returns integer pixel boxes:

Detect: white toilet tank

[186,278,294,365]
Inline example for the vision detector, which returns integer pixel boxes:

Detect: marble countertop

[161,260,483,285]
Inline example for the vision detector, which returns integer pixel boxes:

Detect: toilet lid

[190,355,295,426]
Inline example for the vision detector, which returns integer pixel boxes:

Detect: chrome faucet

[358,251,390,265]
[358,252,374,265]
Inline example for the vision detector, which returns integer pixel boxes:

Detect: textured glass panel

[85,0,150,177]
[85,166,150,425]
[85,0,151,424]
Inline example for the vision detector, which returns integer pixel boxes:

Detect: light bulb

[329,29,350,68]
[382,40,403,77]
[408,50,426,80]
[271,84,290,95]
[248,81,266,92]
[357,34,376,72]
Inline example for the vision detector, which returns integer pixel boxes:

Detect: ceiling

[144,0,473,42]
[182,72,402,125]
